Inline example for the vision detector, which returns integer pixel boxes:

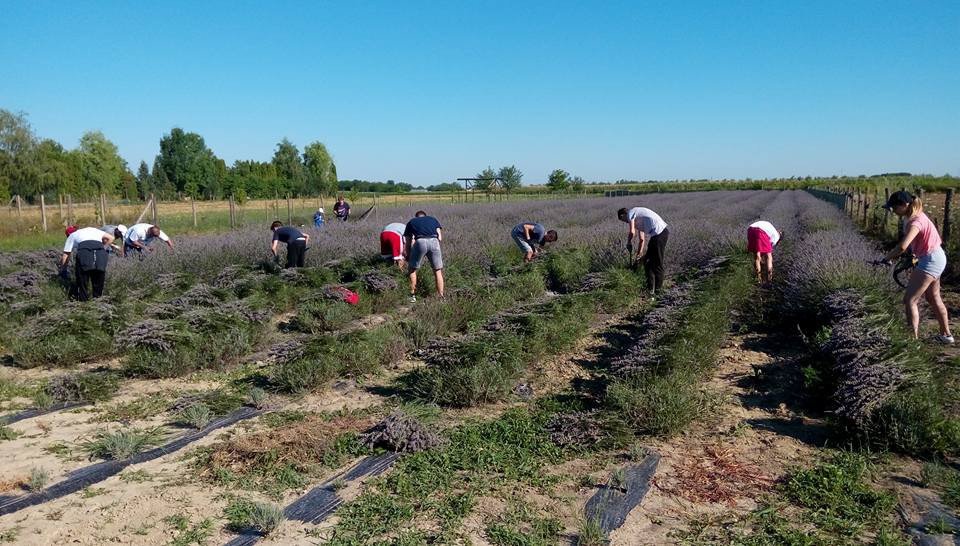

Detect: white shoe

[934,334,955,345]
[409,294,417,303]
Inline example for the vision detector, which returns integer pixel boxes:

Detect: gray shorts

[917,246,947,279]
[409,238,443,272]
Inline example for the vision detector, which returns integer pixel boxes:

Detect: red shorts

[380,231,402,259]
[747,227,773,253]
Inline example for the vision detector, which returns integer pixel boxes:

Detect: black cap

[883,190,913,210]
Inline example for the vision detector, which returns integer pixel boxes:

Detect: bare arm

[271,240,279,256]
[436,228,442,242]
[627,219,636,245]
[637,231,648,258]
[59,252,70,267]
[885,225,920,261]
[404,235,413,258]
[523,224,534,240]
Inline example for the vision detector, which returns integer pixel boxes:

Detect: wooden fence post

[40,195,48,232]
[100,193,108,223]
[229,195,236,228]
[15,195,22,218]
[150,193,158,224]
[58,194,64,224]
[883,188,890,235]
[67,194,74,225]
[944,189,954,243]
[286,195,292,223]
[862,197,869,227]
[191,198,197,227]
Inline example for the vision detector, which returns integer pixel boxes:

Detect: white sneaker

[935,334,955,345]
[409,294,417,303]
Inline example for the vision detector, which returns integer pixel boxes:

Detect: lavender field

[0,190,954,545]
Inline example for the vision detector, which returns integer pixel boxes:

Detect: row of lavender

[0,192,776,382]
[780,191,959,455]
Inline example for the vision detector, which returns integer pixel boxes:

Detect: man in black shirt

[270,221,310,268]
[403,210,444,302]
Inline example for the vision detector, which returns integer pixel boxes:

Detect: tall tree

[474,166,497,192]
[0,109,38,200]
[152,157,175,199]
[136,160,152,199]
[78,131,126,197]
[303,141,337,196]
[157,128,217,198]
[570,176,585,193]
[498,165,523,192]
[272,138,305,195]
[546,169,570,192]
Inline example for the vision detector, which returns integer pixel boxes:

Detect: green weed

[82,427,166,460]
[223,497,285,535]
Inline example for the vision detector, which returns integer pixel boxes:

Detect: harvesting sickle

[880,191,953,344]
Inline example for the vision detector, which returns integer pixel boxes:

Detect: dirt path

[605,331,826,544]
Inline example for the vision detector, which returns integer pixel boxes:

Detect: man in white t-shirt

[124,223,174,256]
[380,222,407,269]
[60,226,114,300]
[747,220,781,283]
[618,206,670,293]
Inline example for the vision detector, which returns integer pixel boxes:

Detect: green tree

[498,165,523,192]
[136,160,152,199]
[151,157,175,199]
[78,131,126,197]
[0,109,38,200]
[34,139,76,198]
[570,176,585,193]
[303,141,337,196]
[546,169,570,192]
[272,138,305,195]
[158,128,217,198]
[474,166,497,192]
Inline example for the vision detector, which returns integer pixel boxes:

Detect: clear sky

[2,0,958,185]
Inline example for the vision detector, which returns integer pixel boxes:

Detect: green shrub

[413,331,526,407]
[542,249,592,293]
[11,301,127,368]
[224,498,285,535]
[45,371,120,403]
[271,326,405,394]
[606,371,702,436]
[82,427,166,460]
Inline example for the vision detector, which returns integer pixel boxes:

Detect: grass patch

[45,371,120,403]
[223,497,285,535]
[96,393,170,422]
[0,426,19,441]
[165,514,214,546]
[81,427,166,460]
[325,408,564,544]
[485,500,563,546]
[270,325,405,394]
[607,261,754,436]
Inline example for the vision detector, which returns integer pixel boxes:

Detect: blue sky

[2,0,958,185]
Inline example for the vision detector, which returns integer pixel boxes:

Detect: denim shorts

[409,238,443,272]
[511,230,533,254]
[917,246,947,279]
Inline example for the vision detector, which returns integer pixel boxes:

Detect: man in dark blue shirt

[402,211,444,302]
[270,221,310,268]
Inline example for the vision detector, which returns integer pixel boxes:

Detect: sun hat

[883,190,914,210]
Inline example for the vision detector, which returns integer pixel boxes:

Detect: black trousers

[286,240,306,268]
[644,228,669,291]
[75,266,105,301]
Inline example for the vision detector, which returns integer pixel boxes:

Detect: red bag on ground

[323,285,360,306]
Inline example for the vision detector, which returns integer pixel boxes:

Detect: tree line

[0,109,338,202]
